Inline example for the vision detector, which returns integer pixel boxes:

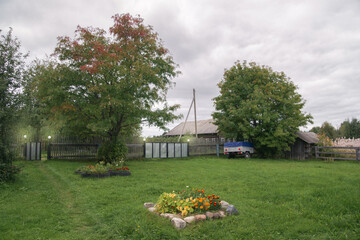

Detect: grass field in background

[1,157,359,239]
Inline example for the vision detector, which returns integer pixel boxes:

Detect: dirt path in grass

[37,162,92,234]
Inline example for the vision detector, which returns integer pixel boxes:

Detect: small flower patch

[145,186,238,229]
[75,161,130,178]
[156,187,221,217]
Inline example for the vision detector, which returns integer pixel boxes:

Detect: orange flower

[219,202,222,205]
[195,203,198,206]
[200,206,203,209]
[199,199,203,203]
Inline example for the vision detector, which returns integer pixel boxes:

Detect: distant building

[166,119,319,159]
[165,119,219,138]
[286,132,319,160]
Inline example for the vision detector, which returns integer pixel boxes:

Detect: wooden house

[286,132,319,160]
[164,119,219,139]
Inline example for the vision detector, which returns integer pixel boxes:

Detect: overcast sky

[1,0,360,137]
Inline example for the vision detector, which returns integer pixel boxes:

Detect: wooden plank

[126,144,144,147]
[317,156,356,161]
[318,146,358,150]
[52,155,96,158]
[318,151,355,155]
[51,143,99,146]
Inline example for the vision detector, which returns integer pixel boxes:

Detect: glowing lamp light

[24,135,27,139]
[48,136,52,140]
[187,139,190,142]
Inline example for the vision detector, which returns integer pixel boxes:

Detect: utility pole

[193,88,198,138]
[178,89,198,142]
[178,98,194,142]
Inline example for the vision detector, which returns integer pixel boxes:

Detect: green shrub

[97,141,128,163]
[0,163,21,182]
[155,192,179,214]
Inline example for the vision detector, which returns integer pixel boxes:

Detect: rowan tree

[34,14,180,161]
[212,61,312,157]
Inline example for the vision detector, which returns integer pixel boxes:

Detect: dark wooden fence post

[356,148,359,161]
[315,146,319,159]
[47,143,51,160]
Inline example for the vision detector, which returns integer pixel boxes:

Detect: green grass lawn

[1,157,359,240]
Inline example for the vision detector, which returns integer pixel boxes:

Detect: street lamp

[47,136,52,160]
[24,135,27,139]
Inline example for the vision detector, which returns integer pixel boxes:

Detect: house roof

[165,120,319,144]
[165,119,218,136]
[296,132,319,144]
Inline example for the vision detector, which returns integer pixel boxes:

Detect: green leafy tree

[19,61,47,141]
[310,126,320,134]
[33,14,180,161]
[338,118,360,139]
[212,61,312,157]
[0,28,27,165]
[319,121,337,140]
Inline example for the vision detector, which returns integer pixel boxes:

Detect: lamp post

[47,136,52,160]
[23,135,27,159]
[143,138,147,158]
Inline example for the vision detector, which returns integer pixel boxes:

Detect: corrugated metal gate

[145,142,189,158]
[25,142,41,160]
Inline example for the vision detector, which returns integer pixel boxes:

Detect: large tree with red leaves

[34,14,180,160]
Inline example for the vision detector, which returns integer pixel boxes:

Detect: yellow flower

[186,198,189,202]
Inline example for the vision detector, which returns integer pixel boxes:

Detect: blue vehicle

[224,142,254,158]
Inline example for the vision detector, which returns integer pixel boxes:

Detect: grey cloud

[1,0,359,136]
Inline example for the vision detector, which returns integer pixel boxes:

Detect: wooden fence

[48,143,100,159]
[315,146,360,161]
[190,143,224,156]
[10,138,226,160]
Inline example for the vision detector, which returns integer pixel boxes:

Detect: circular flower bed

[75,161,131,178]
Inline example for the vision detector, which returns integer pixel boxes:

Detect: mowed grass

[1,157,359,240]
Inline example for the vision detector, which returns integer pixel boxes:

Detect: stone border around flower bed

[75,171,131,178]
[144,201,239,229]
